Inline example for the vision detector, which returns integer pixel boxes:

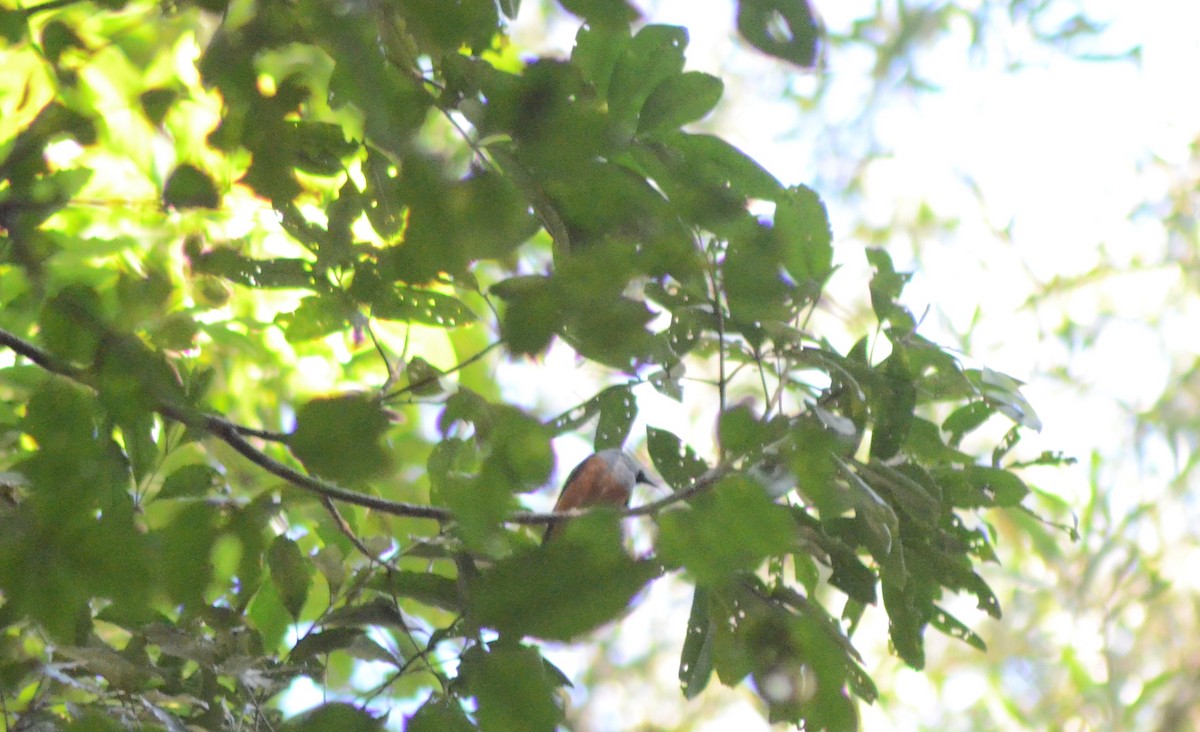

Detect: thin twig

[382,341,500,401]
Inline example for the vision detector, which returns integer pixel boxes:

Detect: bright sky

[505,1,1200,730]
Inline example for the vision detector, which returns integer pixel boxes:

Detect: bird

[543,448,655,542]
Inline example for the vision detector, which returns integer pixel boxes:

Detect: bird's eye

[636,470,648,483]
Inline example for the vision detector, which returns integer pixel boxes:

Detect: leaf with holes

[370,286,477,328]
[647,427,709,490]
[595,385,637,450]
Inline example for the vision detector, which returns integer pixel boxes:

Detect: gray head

[593,448,655,490]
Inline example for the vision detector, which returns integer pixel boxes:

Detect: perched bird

[543,449,655,542]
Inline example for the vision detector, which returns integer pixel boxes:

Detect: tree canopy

[0,0,1067,729]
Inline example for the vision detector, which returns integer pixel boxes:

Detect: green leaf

[497,277,560,356]
[637,71,724,136]
[290,627,364,661]
[482,406,554,491]
[38,285,104,364]
[191,249,314,289]
[664,132,784,202]
[288,120,357,176]
[655,476,795,585]
[138,88,177,127]
[376,571,461,612]
[407,694,474,732]
[964,465,1030,507]
[163,164,220,209]
[930,604,987,651]
[366,286,477,328]
[647,427,709,490]
[942,401,993,445]
[594,385,637,450]
[718,404,784,459]
[736,0,821,68]
[268,536,310,619]
[282,703,384,731]
[159,463,223,499]
[775,184,833,286]
[869,347,916,460]
[276,295,356,343]
[608,25,689,143]
[289,394,392,484]
[679,587,715,699]
[557,0,639,27]
[570,21,630,100]
[973,367,1042,431]
[459,643,563,732]
[468,513,657,640]
[866,248,916,332]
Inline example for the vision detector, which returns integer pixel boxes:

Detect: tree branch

[0,326,727,527]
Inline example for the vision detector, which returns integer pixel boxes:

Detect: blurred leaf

[679,587,715,699]
[139,88,177,127]
[736,0,821,68]
[647,427,710,490]
[277,295,356,342]
[637,71,723,136]
[866,248,916,332]
[39,285,105,364]
[408,694,474,732]
[283,703,383,731]
[468,513,656,640]
[289,394,392,484]
[594,385,637,450]
[268,536,310,619]
[656,476,796,585]
[775,184,833,286]
[557,0,639,27]
[365,285,476,327]
[163,164,220,209]
[158,464,223,500]
[459,643,563,732]
[973,367,1043,431]
[191,249,314,289]
[608,25,689,143]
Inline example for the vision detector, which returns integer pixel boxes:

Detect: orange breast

[544,454,632,542]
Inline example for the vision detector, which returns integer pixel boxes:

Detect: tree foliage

[0,0,1065,729]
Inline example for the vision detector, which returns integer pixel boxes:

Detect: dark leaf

[736,0,821,68]
[407,694,474,732]
[268,536,311,619]
[158,464,223,500]
[557,0,639,27]
[366,286,477,328]
[163,164,220,209]
[282,703,384,731]
[139,88,177,127]
[469,514,657,640]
